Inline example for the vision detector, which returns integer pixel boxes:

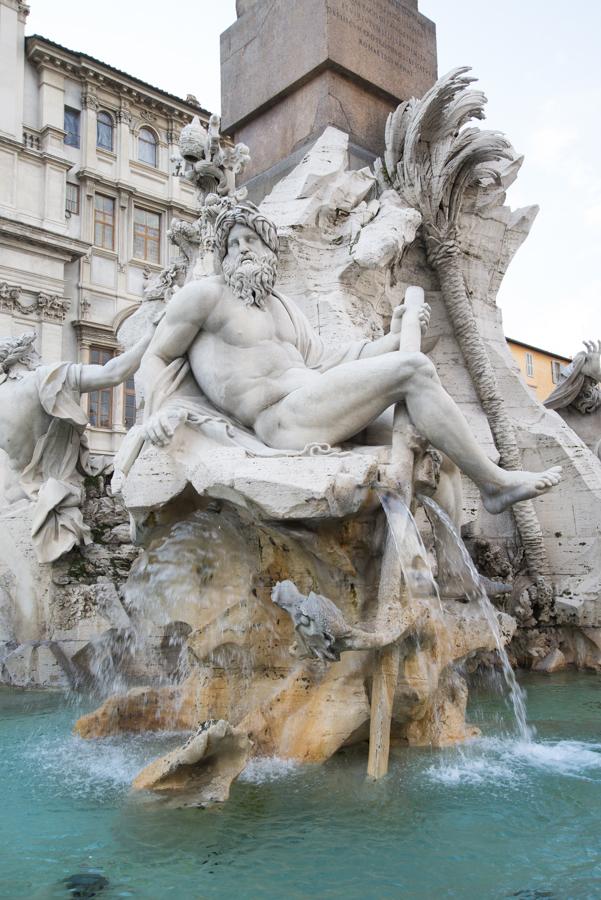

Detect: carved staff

[367,285,424,780]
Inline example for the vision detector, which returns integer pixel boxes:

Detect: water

[2,675,601,899]
[378,490,440,604]
[419,494,533,741]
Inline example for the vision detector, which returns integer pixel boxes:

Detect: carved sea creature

[271,580,403,662]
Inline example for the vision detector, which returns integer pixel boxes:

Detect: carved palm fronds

[380,66,513,243]
[379,67,550,583]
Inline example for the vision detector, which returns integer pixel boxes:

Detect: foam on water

[24,730,187,799]
[512,738,601,774]
[426,735,601,787]
[238,756,300,784]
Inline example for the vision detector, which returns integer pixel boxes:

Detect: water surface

[1,673,601,899]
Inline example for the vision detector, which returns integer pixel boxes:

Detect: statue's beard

[222,251,278,309]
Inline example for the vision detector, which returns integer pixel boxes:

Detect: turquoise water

[2,673,601,899]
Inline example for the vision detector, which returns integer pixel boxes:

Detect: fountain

[1,31,601,828]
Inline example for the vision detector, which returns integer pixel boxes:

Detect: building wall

[507,338,570,402]
[0,1,208,455]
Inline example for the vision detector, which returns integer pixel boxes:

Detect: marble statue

[0,328,154,563]
[143,259,187,303]
[135,201,561,516]
[544,339,601,462]
[545,340,601,415]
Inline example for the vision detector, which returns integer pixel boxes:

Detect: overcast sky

[26,0,599,357]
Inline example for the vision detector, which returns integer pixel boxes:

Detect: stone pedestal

[221,0,437,195]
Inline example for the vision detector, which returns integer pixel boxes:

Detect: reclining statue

[134,202,561,514]
[0,329,154,563]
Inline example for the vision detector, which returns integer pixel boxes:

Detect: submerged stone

[63,873,109,898]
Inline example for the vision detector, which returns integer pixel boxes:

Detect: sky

[25,0,600,357]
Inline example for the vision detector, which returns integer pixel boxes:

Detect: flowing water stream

[419,494,533,741]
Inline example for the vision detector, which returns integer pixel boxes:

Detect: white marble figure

[133,202,561,514]
[545,340,601,415]
[0,329,154,563]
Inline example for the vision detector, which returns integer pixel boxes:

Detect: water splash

[426,736,601,787]
[419,494,533,741]
[239,757,300,784]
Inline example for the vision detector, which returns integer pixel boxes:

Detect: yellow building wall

[507,340,570,402]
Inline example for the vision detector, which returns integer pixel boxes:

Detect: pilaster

[81,85,99,170]
[38,64,65,154]
[0,0,28,140]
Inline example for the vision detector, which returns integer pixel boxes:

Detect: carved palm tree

[378,67,549,583]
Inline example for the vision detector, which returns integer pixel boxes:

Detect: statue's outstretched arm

[79,328,155,393]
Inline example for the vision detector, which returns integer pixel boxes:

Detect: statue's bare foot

[481,466,562,514]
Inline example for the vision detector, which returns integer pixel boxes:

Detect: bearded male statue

[134,203,561,515]
[0,328,154,563]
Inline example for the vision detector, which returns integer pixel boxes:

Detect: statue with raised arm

[0,329,154,563]
[134,202,561,514]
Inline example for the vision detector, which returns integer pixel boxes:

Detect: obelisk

[221,0,437,195]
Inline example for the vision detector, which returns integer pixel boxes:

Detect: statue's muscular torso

[158,276,321,427]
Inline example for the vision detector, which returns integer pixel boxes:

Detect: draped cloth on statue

[19,363,93,564]
[114,290,369,483]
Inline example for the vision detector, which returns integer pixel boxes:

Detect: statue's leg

[255,351,561,513]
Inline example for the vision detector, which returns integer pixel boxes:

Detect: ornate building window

[133,207,160,263]
[64,107,80,147]
[138,127,158,167]
[526,352,534,378]
[551,360,562,384]
[66,183,80,215]
[124,376,136,429]
[96,111,114,151]
[94,194,115,249]
[88,347,114,428]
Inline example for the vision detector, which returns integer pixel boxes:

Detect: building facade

[507,337,571,402]
[0,0,208,454]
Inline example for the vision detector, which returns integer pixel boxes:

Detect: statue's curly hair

[214,203,279,263]
[0,332,37,372]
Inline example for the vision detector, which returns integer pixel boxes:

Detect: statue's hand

[143,409,186,447]
[390,302,431,336]
[581,340,601,381]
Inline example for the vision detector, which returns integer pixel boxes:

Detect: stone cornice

[26,36,211,124]
[0,215,90,261]
[77,170,197,215]
[73,319,119,347]
[3,0,30,21]
[0,132,73,170]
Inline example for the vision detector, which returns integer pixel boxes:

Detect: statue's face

[222,222,277,309]
[225,223,269,266]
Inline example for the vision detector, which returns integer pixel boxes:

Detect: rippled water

[2,673,601,899]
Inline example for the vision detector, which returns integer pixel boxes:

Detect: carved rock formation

[132,719,252,807]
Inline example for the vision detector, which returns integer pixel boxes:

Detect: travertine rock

[534,648,567,674]
[74,503,517,762]
[132,719,252,807]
